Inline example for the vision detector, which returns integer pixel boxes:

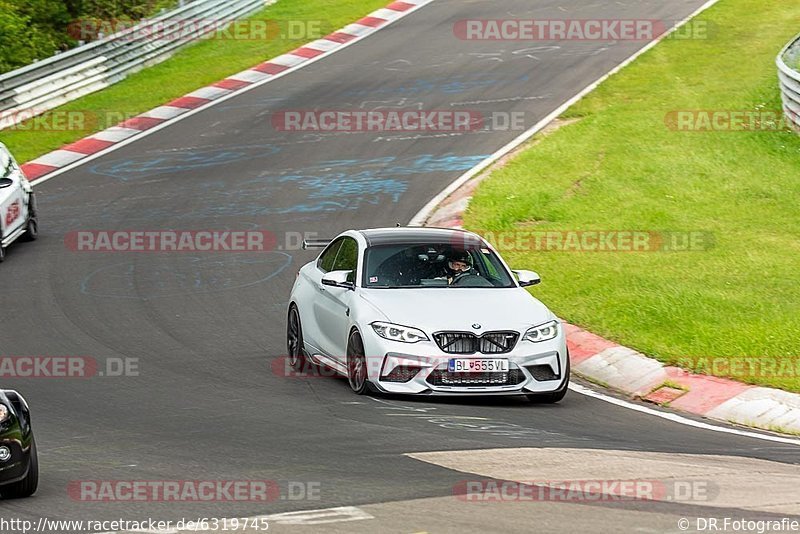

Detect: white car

[0,143,37,262]
[286,227,569,402]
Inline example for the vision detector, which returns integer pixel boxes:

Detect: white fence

[777,33,800,132]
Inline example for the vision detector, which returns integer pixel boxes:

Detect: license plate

[448,358,509,373]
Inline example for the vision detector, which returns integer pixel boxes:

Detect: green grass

[0,0,388,163]
[464,0,800,391]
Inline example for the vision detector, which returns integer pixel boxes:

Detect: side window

[317,239,343,273]
[1,150,12,180]
[332,237,358,282]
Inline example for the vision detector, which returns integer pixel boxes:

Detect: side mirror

[514,269,541,287]
[321,270,355,290]
[0,178,13,189]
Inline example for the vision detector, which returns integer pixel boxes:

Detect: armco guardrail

[0,0,271,129]
[777,33,800,133]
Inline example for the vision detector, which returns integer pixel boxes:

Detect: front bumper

[0,424,32,486]
[361,328,568,396]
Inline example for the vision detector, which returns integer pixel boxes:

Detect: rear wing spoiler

[302,238,332,250]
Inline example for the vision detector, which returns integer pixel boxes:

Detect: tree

[0,1,60,73]
[0,0,177,74]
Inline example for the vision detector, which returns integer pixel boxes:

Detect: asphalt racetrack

[1,1,798,532]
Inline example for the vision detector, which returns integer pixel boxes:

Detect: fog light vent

[381,365,421,383]
[526,364,559,381]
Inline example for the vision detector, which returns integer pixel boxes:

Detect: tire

[346,331,371,395]
[287,306,306,370]
[2,438,38,499]
[23,217,38,242]
[526,351,570,404]
[22,193,38,242]
[28,192,38,219]
[0,242,5,263]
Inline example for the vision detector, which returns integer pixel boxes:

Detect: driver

[438,249,473,284]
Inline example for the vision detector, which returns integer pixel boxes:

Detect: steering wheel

[450,273,493,287]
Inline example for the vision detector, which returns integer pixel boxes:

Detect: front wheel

[23,217,38,242]
[346,332,371,395]
[1,438,38,498]
[526,351,570,404]
[286,306,306,369]
[22,192,38,242]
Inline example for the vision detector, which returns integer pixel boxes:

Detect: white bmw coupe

[286,227,569,402]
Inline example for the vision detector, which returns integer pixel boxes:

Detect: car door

[313,236,358,363]
[0,147,26,239]
[302,238,343,352]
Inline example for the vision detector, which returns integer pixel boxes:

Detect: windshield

[0,150,12,180]
[363,243,516,288]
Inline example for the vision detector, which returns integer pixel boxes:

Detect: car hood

[359,288,553,334]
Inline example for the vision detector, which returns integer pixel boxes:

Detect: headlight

[523,320,559,343]
[0,404,9,423]
[371,322,429,343]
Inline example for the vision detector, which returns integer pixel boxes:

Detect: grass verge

[464,0,800,391]
[0,0,388,164]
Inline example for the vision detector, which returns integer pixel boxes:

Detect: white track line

[570,384,800,446]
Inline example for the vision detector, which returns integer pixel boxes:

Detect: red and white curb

[412,0,800,437]
[20,0,433,184]
[566,325,800,434]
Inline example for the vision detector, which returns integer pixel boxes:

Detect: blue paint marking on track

[89,144,283,180]
[75,153,490,221]
[240,153,490,215]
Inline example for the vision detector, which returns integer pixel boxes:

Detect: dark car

[0,390,38,498]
